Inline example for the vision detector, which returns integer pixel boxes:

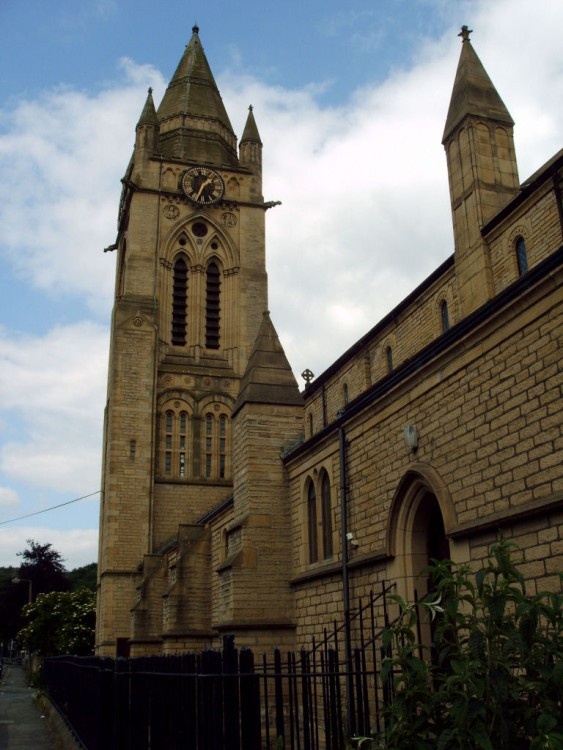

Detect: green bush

[378,540,563,750]
[17,588,96,656]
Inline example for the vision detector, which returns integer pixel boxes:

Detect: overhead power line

[0,491,100,526]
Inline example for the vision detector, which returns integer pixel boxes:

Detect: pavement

[0,662,55,749]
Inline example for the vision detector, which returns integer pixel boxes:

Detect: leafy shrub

[378,540,563,750]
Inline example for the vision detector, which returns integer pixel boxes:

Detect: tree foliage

[378,540,563,750]
[17,588,96,656]
[17,538,69,597]
[0,541,96,648]
[66,562,97,592]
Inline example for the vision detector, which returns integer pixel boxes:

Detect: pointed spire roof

[233,312,303,416]
[442,26,514,143]
[240,105,262,145]
[156,26,238,165]
[136,87,158,128]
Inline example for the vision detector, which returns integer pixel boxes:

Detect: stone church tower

[96,26,291,655]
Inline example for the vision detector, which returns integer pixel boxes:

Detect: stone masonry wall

[288,264,562,648]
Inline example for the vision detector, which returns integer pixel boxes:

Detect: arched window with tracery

[205,261,221,349]
[160,404,191,479]
[202,409,230,480]
[515,236,528,276]
[171,257,188,345]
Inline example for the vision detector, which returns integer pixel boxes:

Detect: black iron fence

[43,583,397,750]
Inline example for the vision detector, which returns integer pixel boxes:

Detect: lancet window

[202,410,230,480]
[306,471,333,564]
[160,404,191,479]
[515,236,528,276]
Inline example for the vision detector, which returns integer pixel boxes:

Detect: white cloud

[0,322,108,493]
[0,61,166,316]
[0,487,19,507]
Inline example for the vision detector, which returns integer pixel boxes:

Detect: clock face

[182,167,224,206]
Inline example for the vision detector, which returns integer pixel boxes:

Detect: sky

[0,0,561,571]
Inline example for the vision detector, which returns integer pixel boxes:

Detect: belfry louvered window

[171,258,188,345]
[205,261,221,349]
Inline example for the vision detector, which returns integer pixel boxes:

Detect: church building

[96,26,562,657]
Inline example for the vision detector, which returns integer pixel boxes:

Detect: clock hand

[195,177,213,201]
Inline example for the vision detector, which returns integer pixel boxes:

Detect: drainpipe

[339,426,354,735]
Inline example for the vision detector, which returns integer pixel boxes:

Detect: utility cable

[0,491,100,526]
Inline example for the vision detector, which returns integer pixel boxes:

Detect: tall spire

[442,26,514,144]
[157,26,238,165]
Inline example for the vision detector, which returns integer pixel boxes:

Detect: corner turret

[239,104,263,200]
[443,27,520,315]
[135,87,159,158]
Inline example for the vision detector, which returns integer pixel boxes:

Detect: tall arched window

[205,414,213,478]
[219,414,227,479]
[441,300,450,332]
[160,406,191,479]
[321,472,333,559]
[307,481,318,564]
[205,261,221,349]
[171,257,188,345]
[202,410,230,479]
[515,236,528,276]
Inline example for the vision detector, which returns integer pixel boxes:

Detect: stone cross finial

[301,369,315,385]
[459,25,473,42]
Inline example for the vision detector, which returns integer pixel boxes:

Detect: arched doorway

[387,465,452,604]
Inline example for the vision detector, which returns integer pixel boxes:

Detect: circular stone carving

[164,204,180,220]
[133,317,143,327]
[221,212,237,228]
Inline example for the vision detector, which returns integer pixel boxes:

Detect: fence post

[223,636,240,750]
[240,648,261,750]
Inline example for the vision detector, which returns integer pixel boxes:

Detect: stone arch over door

[386,464,457,604]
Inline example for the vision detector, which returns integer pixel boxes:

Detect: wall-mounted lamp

[403,425,418,451]
[346,531,359,549]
